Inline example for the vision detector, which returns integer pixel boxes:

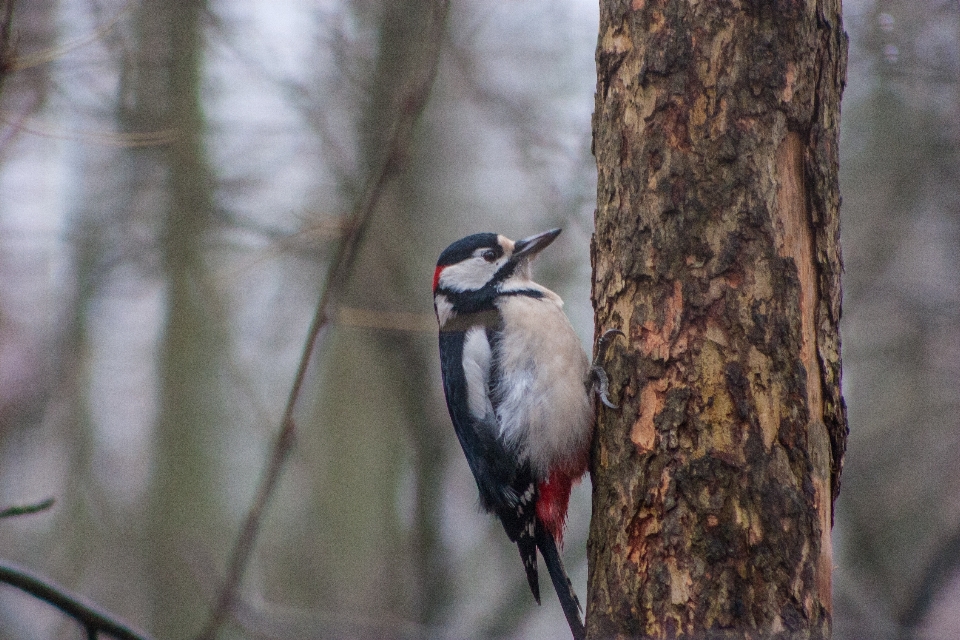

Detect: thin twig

[194,111,389,640]
[336,306,435,333]
[0,497,55,519]
[6,0,131,72]
[0,95,35,158]
[196,3,450,639]
[0,109,178,146]
[0,558,152,640]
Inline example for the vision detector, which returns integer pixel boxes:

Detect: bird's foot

[591,365,618,409]
[592,328,624,410]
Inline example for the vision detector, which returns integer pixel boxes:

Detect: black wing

[438,329,541,602]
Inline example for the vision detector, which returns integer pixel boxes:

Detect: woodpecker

[433,228,617,640]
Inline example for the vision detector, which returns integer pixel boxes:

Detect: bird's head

[433,228,561,295]
[433,228,561,326]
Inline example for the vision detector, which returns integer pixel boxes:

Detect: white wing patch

[434,293,455,326]
[462,327,494,420]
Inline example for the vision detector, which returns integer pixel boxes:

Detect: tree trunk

[0,0,16,98]
[278,0,450,630]
[588,1,848,638]
[128,0,226,636]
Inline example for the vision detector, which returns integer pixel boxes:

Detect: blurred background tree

[0,0,956,639]
[835,2,960,638]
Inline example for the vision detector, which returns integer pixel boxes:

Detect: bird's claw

[592,365,618,409]
[595,328,624,361]
[592,328,625,410]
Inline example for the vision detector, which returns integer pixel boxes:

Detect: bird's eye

[481,249,497,263]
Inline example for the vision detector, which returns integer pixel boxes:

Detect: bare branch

[0,559,151,640]
[196,3,450,638]
[6,0,130,71]
[0,497,55,519]
[0,110,178,146]
[336,306,435,333]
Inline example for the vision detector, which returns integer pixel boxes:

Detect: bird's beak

[512,228,561,261]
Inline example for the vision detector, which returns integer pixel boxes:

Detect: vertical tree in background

[0,2,12,97]
[588,1,847,637]
[836,2,960,635]
[341,0,452,625]
[278,0,451,632]
[122,0,226,637]
[0,0,56,439]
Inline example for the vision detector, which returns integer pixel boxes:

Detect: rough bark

[588,1,847,638]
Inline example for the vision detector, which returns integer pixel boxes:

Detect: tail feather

[535,520,586,640]
[518,525,540,604]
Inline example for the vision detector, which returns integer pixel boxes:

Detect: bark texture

[588,1,847,638]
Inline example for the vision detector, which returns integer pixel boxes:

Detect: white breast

[492,288,593,478]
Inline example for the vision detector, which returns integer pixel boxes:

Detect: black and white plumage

[433,229,595,640]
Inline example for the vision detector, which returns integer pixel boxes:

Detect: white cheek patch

[438,259,495,292]
[462,327,494,420]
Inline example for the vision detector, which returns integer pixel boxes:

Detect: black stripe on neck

[500,289,545,299]
[435,282,544,317]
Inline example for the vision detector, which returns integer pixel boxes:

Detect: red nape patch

[433,265,444,292]
[537,471,576,546]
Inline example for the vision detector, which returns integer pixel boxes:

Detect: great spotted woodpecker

[433,228,618,640]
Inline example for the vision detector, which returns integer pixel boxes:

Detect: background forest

[0,0,957,639]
